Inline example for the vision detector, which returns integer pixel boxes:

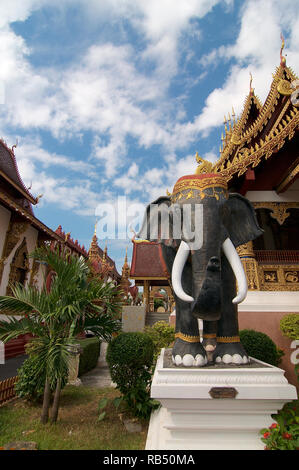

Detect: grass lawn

[0,386,149,450]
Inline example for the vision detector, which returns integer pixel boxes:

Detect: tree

[0,246,121,423]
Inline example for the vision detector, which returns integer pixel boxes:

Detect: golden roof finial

[94,218,98,236]
[101,240,107,264]
[280,32,286,66]
[232,107,236,125]
[249,72,254,95]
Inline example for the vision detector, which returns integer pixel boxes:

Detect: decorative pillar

[143,280,150,311]
[237,241,260,290]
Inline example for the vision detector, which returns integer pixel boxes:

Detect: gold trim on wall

[258,264,299,291]
[253,202,299,225]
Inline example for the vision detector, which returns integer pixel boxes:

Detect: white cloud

[194,0,299,135]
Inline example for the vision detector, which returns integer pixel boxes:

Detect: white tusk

[171,241,194,302]
[222,238,248,304]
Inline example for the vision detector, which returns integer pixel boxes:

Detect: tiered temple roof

[55,225,88,257]
[88,229,121,282]
[213,48,299,194]
[0,139,37,212]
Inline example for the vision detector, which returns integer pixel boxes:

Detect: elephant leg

[213,255,249,364]
[202,320,217,357]
[161,245,207,367]
[172,298,207,367]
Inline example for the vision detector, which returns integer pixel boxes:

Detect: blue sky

[0,0,299,272]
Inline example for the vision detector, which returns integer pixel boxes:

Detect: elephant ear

[137,196,180,247]
[223,193,263,247]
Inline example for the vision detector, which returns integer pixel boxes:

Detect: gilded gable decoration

[6,238,29,295]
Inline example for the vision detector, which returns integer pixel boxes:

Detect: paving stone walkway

[0,355,27,381]
[79,342,114,388]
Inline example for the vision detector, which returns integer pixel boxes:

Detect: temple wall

[239,291,299,388]
[246,185,299,202]
[0,205,11,255]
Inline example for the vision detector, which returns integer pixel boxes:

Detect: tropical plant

[0,246,121,424]
[260,400,299,450]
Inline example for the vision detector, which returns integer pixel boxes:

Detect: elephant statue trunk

[171,238,248,319]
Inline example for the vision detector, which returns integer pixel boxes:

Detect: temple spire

[249,72,254,95]
[280,32,286,67]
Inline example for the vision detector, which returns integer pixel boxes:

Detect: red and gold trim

[175,332,201,343]
[172,174,227,196]
[203,333,217,339]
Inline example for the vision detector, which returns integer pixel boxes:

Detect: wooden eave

[0,189,61,242]
[0,140,37,205]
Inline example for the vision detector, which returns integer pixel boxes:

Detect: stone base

[67,377,82,386]
[146,348,297,450]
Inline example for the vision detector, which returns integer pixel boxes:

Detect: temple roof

[87,232,121,281]
[55,225,88,257]
[213,59,299,192]
[130,240,168,281]
[0,139,37,208]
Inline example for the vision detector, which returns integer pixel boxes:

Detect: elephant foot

[213,342,249,365]
[172,338,207,367]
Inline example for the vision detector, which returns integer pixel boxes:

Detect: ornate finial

[65,232,71,242]
[94,219,98,236]
[232,107,236,125]
[249,72,254,95]
[227,112,231,130]
[166,189,171,196]
[195,152,214,175]
[280,32,286,66]
[11,139,18,153]
[223,115,227,133]
[36,194,43,203]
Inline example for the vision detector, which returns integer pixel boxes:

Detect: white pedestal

[146,349,297,450]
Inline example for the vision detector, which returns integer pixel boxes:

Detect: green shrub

[78,337,101,376]
[15,354,67,402]
[239,329,284,366]
[144,321,175,363]
[106,332,159,418]
[280,314,299,340]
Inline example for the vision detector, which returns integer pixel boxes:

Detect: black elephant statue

[137,170,263,367]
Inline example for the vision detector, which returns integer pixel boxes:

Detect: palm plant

[0,246,122,423]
